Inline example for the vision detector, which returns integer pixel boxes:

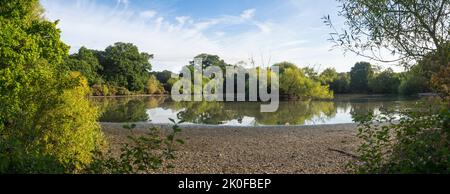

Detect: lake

[90,95,419,126]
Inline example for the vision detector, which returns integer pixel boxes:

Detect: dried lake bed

[102,123,360,174]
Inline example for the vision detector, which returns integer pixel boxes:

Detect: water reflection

[90,95,418,126]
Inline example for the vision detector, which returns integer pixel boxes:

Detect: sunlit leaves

[87,120,185,174]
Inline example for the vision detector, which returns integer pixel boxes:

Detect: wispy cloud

[240,9,255,19]
[140,10,157,19]
[116,0,129,7]
[41,0,402,73]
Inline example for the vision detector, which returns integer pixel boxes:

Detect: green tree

[331,72,351,94]
[65,47,103,85]
[276,63,333,99]
[325,0,450,95]
[191,53,230,70]
[326,0,450,174]
[350,62,374,93]
[146,75,165,94]
[152,70,173,84]
[0,0,103,173]
[99,42,153,91]
[319,68,338,85]
[275,62,298,74]
[152,70,175,92]
[398,65,430,95]
[302,67,319,81]
[369,68,401,94]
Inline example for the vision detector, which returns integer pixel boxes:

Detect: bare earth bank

[101,123,360,174]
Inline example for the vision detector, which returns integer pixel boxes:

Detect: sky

[41,0,404,73]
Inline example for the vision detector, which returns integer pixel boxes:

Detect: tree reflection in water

[90,95,418,125]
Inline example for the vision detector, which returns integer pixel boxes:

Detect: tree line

[67,44,433,99]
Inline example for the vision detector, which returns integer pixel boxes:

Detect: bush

[330,73,351,94]
[369,68,401,94]
[398,74,429,95]
[91,85,131,96]
[38,73,105,171]
[92,84,108,96]
[279,67,333,99]
[146,75,165,94]
[86,120,185,174]
[0,71,104,173]
[0,1,104,173]
[351,100,450,174]
[116,86,131,96]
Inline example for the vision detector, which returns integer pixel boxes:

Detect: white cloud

[175,16,191,25]
[117,0,129,6]
[140,10,157,19]
[41,0,403,73]
[240,9,255,19]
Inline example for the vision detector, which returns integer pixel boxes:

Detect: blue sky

[41,0,402,72]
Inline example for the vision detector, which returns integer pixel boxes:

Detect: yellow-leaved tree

[0,0,104,173]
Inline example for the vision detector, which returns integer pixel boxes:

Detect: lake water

[90,95,419,126]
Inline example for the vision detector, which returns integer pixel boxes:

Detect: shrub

[115,86,131,96]
[398,73,429,95]
[369,68,401,94]
[279,66,333,99]
[38,72,105,171]
[351,100,450,174]
[146,75,165,94]
[86,119,185,174]
[330,73,351,94]
[0,0,104,173]
[91,84,131,96]
[0,70,104,173]
[91,84,108,96]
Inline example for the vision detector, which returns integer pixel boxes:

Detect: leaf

[166,134,174,141]
[173,126,182,133]
[175,139,185,145]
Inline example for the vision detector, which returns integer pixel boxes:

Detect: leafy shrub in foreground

[86,119,185,174]
[0,1,104,173]
[351,100,450,174]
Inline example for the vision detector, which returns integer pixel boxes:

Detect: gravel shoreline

[101,123,360,174]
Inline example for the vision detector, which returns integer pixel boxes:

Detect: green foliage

[191,53,230,70]
[398,64,430,95]
[91,84,131,96]
[369,68,401,94]
[275,62,298,74]
[86,120,185,174]
[277,63,333,99]
[0,0,103,173]
[91,84,109,96]
[351,100,450,174]
[302,67,319,81]
[325,0,449,97]
[325,0,450,65]
[152,70,173,84]
[99,42,153,92]
[146,75,165,94]
[350,62,374,93]
[331,73,351,93]
[423,42,450,98]
[65,47,103,85]
[319,68,338,85]
[152,70,175,91]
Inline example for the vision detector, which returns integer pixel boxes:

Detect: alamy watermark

[170,59,280,112]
